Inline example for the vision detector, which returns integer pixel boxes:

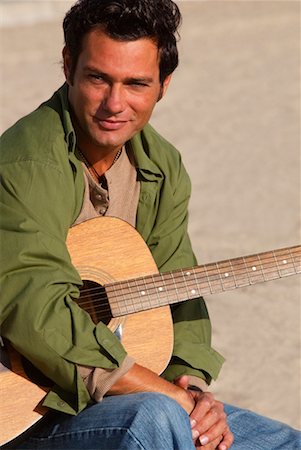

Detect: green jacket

[0,84,224,415]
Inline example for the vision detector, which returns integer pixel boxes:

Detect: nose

[103,84,126,115]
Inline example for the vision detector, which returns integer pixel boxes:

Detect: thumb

[173,375,190,390]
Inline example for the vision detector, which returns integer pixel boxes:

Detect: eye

[89,74,106,83]
[129,81,149,89]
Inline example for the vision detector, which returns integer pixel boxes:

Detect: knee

[137,392,187,424]
[129,392,193,448]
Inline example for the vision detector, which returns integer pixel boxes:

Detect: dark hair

[63,0,181,84]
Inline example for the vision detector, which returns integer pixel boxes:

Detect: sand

[1,0,300,430]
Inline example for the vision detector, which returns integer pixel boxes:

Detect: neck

[78,146,122,180]
[72,113,122,177]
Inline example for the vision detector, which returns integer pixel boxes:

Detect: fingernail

[219,445,227,450]
[192,430,200,440]
[190,419,197,428]
[199,435,209,445]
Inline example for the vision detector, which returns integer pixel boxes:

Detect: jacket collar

[129,127,163,181]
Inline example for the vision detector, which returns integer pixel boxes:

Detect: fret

[257,254,267,281]
[130,279,142,314]
[242,257,252,285]
[171,271,182,302]
[203,265,213,294]
[151,274,161,308]
[177,271,192,301]
[194,266,212,295]
[105,282,118,309]
[125,280,137,315]
[181,269,190,296]
[122,279,135,315]
[243,254,265,284]
[272,250,282,278]
[107,281,130,316]
[230,257,250,287]
[290,247,301,273]
[181,268,201,299]
[160,272,172,304]
[188,268,202,296]
[215,262,226,292]
[229,259,238,288]
[147,273,164,307]
[289,248,297,272]
[156,272,170,303]
[142,276,153,309]
[260,251,281,281]
[215,260,236,291]
[192,267,203,297]
[273,249,296,277]
[102,282,114,316]
[149,276,163,305]
[218,261,236,291]
[161,271,182,305]
[139,275,161,311]
[291,247,301,273]
[177,270,193,301]
[146,275,162,307]
[215,263,225,292]
[205,263,224,293]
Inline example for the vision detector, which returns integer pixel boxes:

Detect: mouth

[93,117,128,131]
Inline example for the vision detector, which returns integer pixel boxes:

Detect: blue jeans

[14,393,300,450]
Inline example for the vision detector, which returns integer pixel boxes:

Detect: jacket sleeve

[0,157,127,415]
[140,151,224,385]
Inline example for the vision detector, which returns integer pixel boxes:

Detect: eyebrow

[84,67,154,84]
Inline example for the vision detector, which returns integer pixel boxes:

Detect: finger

[195,401,226,436]
[198,421,233,449]
[190,392,215,423]
[217,429,234,450]
[195,434,223,450]
[198,417,228,447]
[192,418,226,445]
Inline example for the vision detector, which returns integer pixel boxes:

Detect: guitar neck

[106,245,301,317]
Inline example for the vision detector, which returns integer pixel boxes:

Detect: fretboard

[105,245,300,317]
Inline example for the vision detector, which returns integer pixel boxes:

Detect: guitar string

[77,248,300,299]
[76,250,300,305]
[72,251,300,316]
[76,278,300,319]
[65,247,299,318]
[78,259,299,306]
[76,256,295,320]
[76,259,299,319]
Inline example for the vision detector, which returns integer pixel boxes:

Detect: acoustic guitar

[1,217,300,446]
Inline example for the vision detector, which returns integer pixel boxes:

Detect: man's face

[64,29,171,155]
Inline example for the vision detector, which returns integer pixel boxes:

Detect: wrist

[177,387,195,415]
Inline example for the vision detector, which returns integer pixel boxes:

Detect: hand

[174,376,234,450]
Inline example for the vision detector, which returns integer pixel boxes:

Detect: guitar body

[0,348,49,446]
[0,217,173,446]
[66,217,174,374]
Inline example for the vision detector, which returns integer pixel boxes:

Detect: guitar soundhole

[78,280,112,325]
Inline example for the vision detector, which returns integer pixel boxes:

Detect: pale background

[1,0,300,429]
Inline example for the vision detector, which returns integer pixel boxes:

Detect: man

[0,1,299,449]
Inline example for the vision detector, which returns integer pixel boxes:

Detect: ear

[157,74,173,102]
[62,46,73,85]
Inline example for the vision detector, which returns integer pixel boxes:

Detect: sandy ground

[1,0,300,430]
